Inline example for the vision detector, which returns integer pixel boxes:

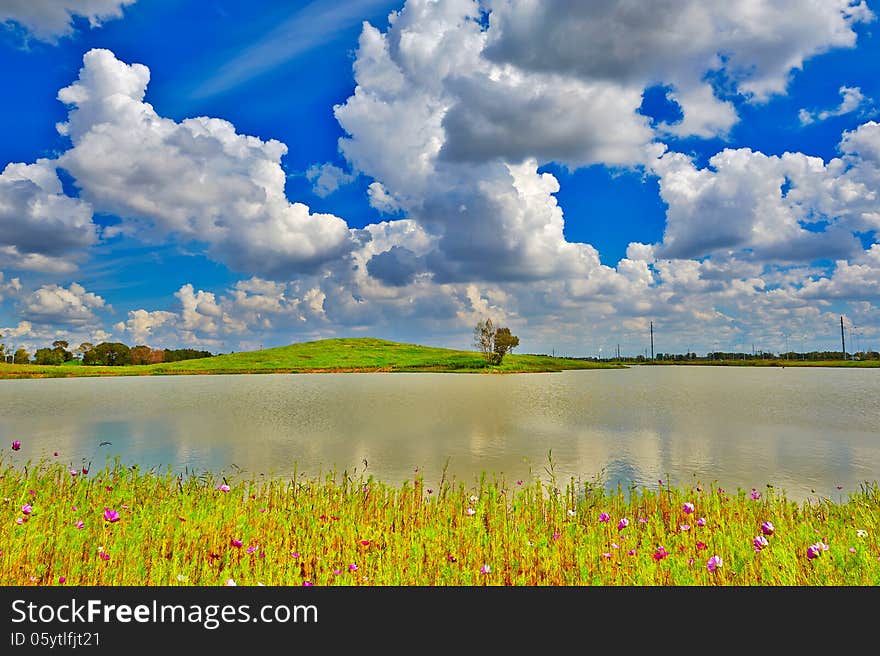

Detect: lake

[1,366,878,502]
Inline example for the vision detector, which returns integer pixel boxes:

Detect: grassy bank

[0,338,620,379]
[1,458,876,586]
[642,359,880,368]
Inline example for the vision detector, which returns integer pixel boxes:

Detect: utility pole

[617,343,620,361]
[840,316,846,360]
[650,321,654,361]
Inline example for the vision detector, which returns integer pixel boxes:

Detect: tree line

[0,336,213,366]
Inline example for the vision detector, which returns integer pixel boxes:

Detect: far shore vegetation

[1,456,877,586]
[0,337,622,379]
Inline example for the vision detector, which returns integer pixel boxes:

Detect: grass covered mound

[1,459,877,586]
[0,338,620,379]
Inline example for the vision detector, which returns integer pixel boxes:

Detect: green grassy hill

[0,338,621,379]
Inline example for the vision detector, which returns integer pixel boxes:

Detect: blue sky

[1,0,879,357]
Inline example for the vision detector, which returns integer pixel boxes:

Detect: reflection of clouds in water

[0,368,878,501]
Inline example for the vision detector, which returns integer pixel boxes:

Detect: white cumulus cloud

[0,0,136,42]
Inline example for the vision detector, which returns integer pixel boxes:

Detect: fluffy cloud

[56,49,355,279]
[0,272,22,302]
[19,282,106,326]
[113,309,176,345]
[0,159,97,273]
[305,163,356,197]
[484,0,873,133]
[799,86,870,125]
[0,0,135,42]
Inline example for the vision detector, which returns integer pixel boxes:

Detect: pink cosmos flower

[849,547,856,553]
[58,576,66,584]
[611,543,620,550]
[617,518,629,531]
[688,558,695,565]
[75,521,84,529]
[246,546,257,554]
[753,535,769,551]
[680,524,691,532]
[15,517,24,525]
[11,440,21,451]
[99,551,110,561]
[290,551,300,558]
[216,484,230,493]
[54,452,59,457]
[807,544,822,560]
[480,565,491,575]
[599,512,610,523]
[682,502,695,514]
[638,517,649,524]
[517,481,523,486]
[696,541,708,551]
[707,555,723,572]
[70,470,78,477]
[761,521,775,536]
[696,517,706,527]
[103,508,120,523]
[333,569,342,575]
[627,549,636,556]
[21,504,32,515]
[552,532,561,540]
[302,581,313,587]
[653,546,669,561]
[465,508,476,516]
[602,552,612,559]
[349,564,358,571]
[230,539,243,548]
[750,491,761,501]
[360,540,371,546]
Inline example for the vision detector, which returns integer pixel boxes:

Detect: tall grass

[1,458,876,586]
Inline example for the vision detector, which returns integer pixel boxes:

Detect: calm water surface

[1,366,878,502]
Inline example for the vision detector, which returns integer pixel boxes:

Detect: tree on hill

[13,348,30,364]
[474,318,519,366]
[83,342,131,366]
[130,345,152,365]
[35,347,65,365]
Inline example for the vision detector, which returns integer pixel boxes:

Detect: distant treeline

[10,340,213,366]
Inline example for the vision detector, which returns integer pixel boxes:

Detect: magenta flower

[706,555,723,572]
[349,564,358,572]
[807,544,821,560]
[480,564,491,575]
[69,470,78,477]
[21,504,32,515]
[849,547,856,553]
[688,558,695,565]
[216,484,230,493]
[653,546,669,561]
[627,549,636,556]
[333,569,342,575]
[696,517,706,527]
[103,508,120,523]
[359,540,371,546]
[15,517,24,525]
[99,551,110,561]
[75,521,84,529]
[753,535,769,551]
[246,546,257,554]
[465,508,476,516]
[302,581,313,587]
[761,520,775,536]
[617,518,629,531]
[682,502,695,514]
[602,552,612,559]
[680,524,691,532]
[599,512,610,523]
[638,517,649,524]
[230,538,243,548]
[58,576,66,584]
[611,543,620,550]
[552,532,561,540]
[290,551,300,558]
[696,541,708,551]
[750,491,761,501]
[11,440,21,451]
[54,452,59,457]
